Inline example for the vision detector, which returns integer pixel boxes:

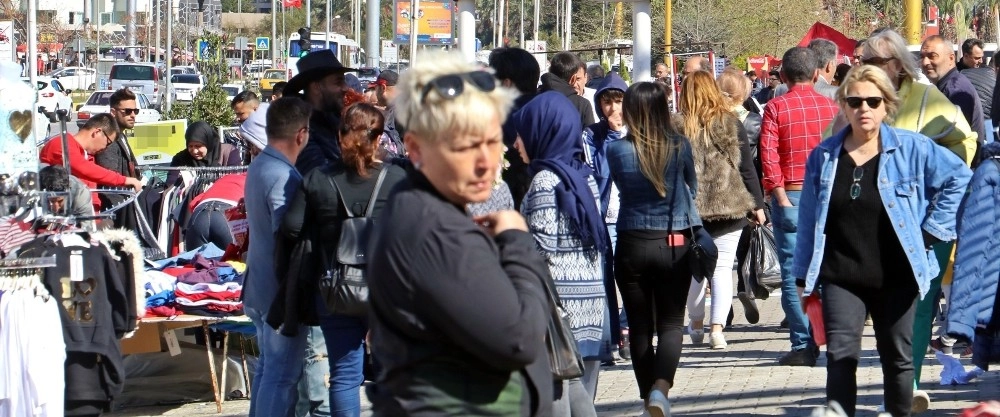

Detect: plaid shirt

[759,84,839,192]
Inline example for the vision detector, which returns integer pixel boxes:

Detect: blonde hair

[835,64,900,123]
[622,82,682,197]
[678,70,731,145]
[394,50,518,140]
[715,67,751,109]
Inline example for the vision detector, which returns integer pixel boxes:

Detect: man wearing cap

[283,49,355,175]
[373,70,403,157]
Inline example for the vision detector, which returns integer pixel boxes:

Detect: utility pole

[664,0,671,56]
[366,0,379,66]
[519,0,524,47]
[326,0,331,49]
[306,0,311,28]
[904,0,921,44]
[127,0,137,57]
[271,0,277,63]
[409,0,418,65]
[166,0,173,111]
[563,0,570,50]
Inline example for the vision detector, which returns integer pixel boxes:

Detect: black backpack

[319,168,388,317]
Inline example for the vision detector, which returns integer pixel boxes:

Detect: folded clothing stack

[142,245,246,318]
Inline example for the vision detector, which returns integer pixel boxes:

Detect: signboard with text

[393,0,453,45]
[381,40,398,62]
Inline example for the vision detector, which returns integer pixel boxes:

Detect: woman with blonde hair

[607,81,700,417]
[366,50,554,416]
[677,71,766,349]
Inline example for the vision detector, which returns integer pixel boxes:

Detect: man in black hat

[284,49,356,175]
[373,70,403,157]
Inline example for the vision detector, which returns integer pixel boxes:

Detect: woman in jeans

[677,71,766,349]
[366,51,553,416]
[514,91,610,416]
[607,82,701,417]
[793,65,971,417]
[281,102,407,416]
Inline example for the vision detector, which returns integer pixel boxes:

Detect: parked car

[169,74,205,102]
[110,62,162,109]
[258,69,287,96]
[76,90,161,128]
[222,83,243,103]
[21,76,73,117]
[46,66,98,91]
[356,67,380,85]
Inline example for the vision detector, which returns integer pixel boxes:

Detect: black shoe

[620,345,631,360]
[780,318,789,328]
[778,347,817,366]
[738,292,760,324]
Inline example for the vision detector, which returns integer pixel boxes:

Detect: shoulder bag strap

[364,167,390,217]
[326,174,355,218]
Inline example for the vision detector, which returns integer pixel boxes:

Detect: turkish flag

[283,0,302,8]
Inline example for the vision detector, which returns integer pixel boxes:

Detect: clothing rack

[95,188,140,215]
[0,255,57,270]
[144,166,249,173]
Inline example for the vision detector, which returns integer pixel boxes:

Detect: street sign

[255,37,270,51]
[226,58,242,67]
[235,36,248,50]
[380,40,397,63]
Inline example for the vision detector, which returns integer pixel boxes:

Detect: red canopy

[797,22,857,59]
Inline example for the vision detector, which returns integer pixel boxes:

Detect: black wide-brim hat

[284,50,357,97]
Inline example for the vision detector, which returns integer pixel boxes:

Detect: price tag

[70,251,84,282]
[163,329,182,356]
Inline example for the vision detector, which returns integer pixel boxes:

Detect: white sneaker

[687,323,704,345]
[647,389,671,417]
[912,390,930,413]
[709,332,727,349]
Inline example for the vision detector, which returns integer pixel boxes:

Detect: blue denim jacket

[792,124,972,299]
[606,135,702,231]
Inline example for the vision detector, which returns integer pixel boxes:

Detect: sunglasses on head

[116,107,139,115]
[419,71,497,104]
[845,96,883,109]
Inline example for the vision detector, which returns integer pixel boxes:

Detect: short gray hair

[863,29,920,82]
[395,50,518,140]
[808,38,838,69]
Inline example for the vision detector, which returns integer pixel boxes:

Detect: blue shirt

[244,145,303,311]
[793,124,972,299]
[606,136,702,231]
[583,122,626,218]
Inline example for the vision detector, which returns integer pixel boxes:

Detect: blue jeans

[771,192,812,351]
[247,307,309,417]
[297,327,330,417]
[316,297,367,417]
[986,119,996,143]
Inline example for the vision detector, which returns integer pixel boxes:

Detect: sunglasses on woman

[844,96,883,109]
[419,71,497,104]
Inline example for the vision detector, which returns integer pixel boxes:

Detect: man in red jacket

[39,113,143,208]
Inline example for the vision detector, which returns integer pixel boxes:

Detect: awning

[16,43,65,53]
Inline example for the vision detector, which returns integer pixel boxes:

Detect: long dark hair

[622,82,682,197]
[338,103,385,177]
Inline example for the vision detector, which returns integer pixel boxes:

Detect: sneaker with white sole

[687,323,704,345]
[647,389,671,417]
[912,390,930,413]
[710,332,727,349]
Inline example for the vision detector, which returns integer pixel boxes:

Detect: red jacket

[39,133,128,207]
[189,174,247,212]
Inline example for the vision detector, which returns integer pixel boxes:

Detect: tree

[165,33,235,128]
[221,0,256,13]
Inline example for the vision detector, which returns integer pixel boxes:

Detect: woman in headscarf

[514,91,610,416]
[166,121,242,185]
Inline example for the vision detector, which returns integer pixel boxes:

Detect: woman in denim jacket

[606,82,700,417]
[792,66,971,417]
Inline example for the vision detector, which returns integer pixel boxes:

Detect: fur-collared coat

[676,112,757,222]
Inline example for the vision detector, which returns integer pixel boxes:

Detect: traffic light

[297,27,311,58]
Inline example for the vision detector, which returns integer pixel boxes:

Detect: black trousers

[822,280,918,417]
[614,230,692,399]
[184,201,234,250]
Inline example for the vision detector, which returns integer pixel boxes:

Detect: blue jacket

[949,142,1000,340]
[792,124,971,299]
[606,136,702,231]
[583,72,629,217]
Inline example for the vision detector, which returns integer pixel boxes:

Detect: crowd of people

[32,25,1000,417]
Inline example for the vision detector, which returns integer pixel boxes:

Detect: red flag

[282,0,302,8]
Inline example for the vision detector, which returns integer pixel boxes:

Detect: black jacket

[269,163,407,334]
[962,67,996,119]
[297,110,343,175]
[538,73,596,128]
[367,170,553,417]
[95,133,139,179]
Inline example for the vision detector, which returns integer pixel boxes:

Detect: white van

[110,63,162,109]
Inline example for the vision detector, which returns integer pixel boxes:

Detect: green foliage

[730,55,748,71]
[165,34,236,128]
[221,0,255,13]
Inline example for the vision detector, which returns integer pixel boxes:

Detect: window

[111,65,156,80]
[172,75,202,84]
[87,91,114,105]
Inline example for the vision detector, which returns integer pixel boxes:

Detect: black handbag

[539,271,585,380]
[318,168,388,317]
[685,214,718,283]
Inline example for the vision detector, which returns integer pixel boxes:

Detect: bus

[287,31,366,78]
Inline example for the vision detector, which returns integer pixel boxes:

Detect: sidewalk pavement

[108,292,996,417]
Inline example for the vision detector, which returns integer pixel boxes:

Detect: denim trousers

[771,192,813,351]
[247,306,308,417]
[687,229,742,326]
[184,202,235,251]
[615,230,692,399]
[822,281,917,417]
[297,327,330,417]
[316,297,367,417]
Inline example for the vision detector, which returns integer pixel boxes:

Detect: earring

[413,161,422,170]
